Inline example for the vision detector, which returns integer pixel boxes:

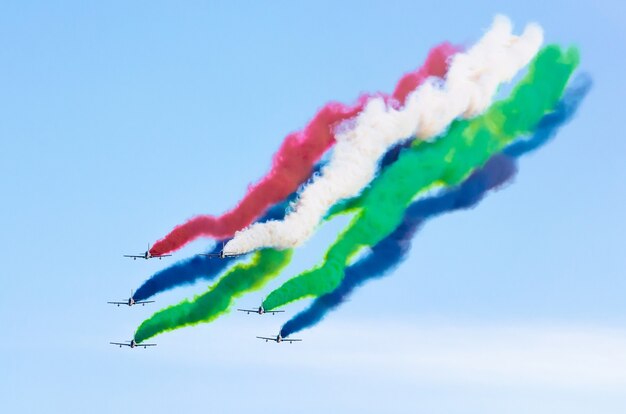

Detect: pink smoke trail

[151,43,458,256]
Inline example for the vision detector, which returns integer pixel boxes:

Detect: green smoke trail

[263,45,579,310]
[134,248,292,343]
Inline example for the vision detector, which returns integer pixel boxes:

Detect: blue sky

[1,1,625,413]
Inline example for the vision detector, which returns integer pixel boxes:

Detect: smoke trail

[502,76,592,157]
[226,15,543,254]
[134,45,457,300]
[280,75,592,337]
[132,179,301,302]
[282,156,516,337]
[133,137,413,302]
[263,45,580,311]
[134,249,292,343]
[149,43,457,256]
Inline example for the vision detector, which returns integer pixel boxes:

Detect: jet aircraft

[256,334,302,344]
[110,339,156,349]
[107,290,154,306]
[198,242,242,259]
[108,291,154,307]
[238,305,284,315]
[199,250,241,259]
[124,244,171,260]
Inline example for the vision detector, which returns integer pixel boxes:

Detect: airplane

[110,339,156,349]
[108,297,154,307]
[238,305,284,315]
[256,334,302,344]
[198,241,242,259]
[124,244,171,260]
[199,250,240,259]
[108,291,154,307]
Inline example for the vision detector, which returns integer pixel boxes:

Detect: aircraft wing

[138,343,157,347]
[124,255,143,259]
[154,254,172,258]
[256,336,277,342]
[110,342,131,347]
[283,338,302,343]
[107,301,127,305]
[268,310,285,314]
[238,308,256,313]
[136,300,155,305]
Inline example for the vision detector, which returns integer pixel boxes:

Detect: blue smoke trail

[280,74,592,338]
[133,244,235,302]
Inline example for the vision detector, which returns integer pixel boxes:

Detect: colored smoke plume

[149,43,457,256]
[226,15,542,254]
[280,73,591,337]
[263,45,579,311]
[135,249,292,343]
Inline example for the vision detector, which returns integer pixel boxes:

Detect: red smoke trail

[150,43,458,256]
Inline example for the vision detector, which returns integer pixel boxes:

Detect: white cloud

[172,317,626,390]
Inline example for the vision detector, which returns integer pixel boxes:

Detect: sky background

[1,1,625,413]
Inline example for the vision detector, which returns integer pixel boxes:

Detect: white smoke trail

[225,15,543,254]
